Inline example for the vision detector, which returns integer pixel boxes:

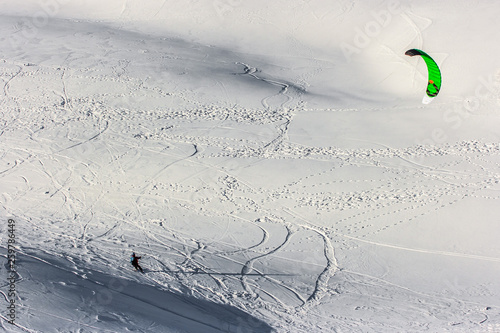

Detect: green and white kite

[405,49,442,104]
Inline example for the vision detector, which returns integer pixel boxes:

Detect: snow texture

[1,0,500,332]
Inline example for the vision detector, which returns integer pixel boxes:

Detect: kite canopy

[405,49,441,98]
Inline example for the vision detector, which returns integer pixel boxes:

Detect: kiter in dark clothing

[130,252,144,272]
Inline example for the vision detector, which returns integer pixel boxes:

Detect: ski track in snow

[1,9,500,332]
[236,62,295,110]
[3,60,500,329]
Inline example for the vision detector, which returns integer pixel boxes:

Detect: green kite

[405,49,441,100]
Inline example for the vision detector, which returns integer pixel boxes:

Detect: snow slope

[1,0,500,332]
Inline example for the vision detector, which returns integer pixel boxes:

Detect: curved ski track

[2,39,500,332]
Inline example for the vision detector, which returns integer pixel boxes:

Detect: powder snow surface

[1,1,500,332]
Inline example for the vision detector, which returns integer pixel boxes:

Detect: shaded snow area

[1,1,500,332]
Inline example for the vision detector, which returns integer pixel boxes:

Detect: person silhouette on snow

[130,252,143,272]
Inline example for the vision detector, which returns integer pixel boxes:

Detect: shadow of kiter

[130,252,144,273]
